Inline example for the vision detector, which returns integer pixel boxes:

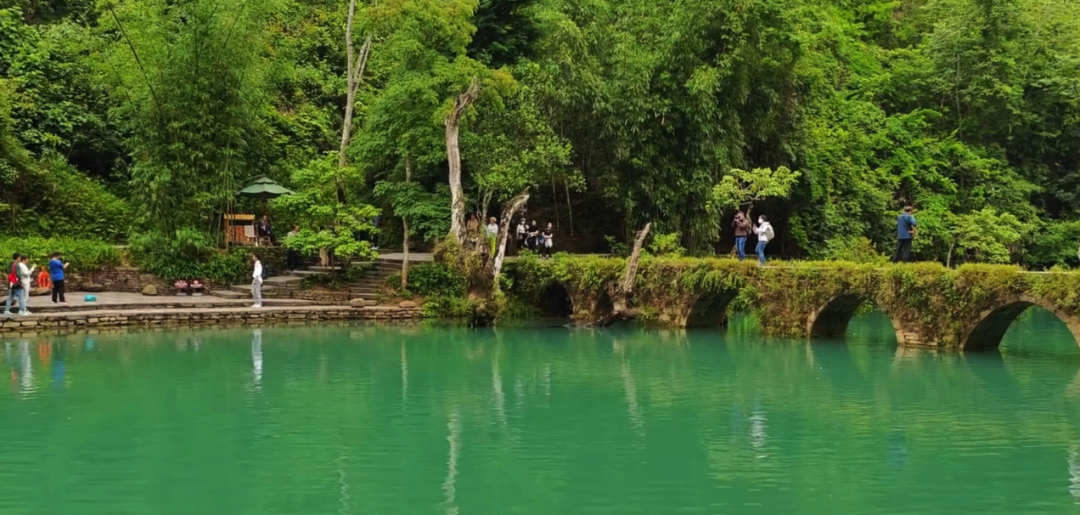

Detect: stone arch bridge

[512,257,1080,351]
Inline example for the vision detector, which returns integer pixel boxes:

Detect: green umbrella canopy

[238,176,294,197]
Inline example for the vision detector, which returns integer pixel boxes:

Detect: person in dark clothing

[257,215,274,243]
[285,225,301,270]
[732,212,751,260]
[48,252,68,304]
[891,206,917,263]
[527,220,540,251]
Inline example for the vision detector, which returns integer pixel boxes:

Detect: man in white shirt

[17,255,36,315]
[251,255,264,308]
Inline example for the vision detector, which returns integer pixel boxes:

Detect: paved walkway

[7,291,315,317]
[377,252,434,261]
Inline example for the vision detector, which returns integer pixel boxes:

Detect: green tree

[99,0,282,235]
[274,154,379,266]
[712,167,801,222]
[946,208,1032,265]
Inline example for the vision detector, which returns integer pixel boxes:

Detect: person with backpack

[4,253,25,316]
[891,206,917,263]
[753,215,774,266]
[251,254,264,309]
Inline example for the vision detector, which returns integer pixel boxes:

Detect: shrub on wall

[0,236,120,272]
[130,229,261,284]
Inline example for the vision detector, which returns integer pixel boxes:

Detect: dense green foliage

[0,236,120,271]
[383,262,476,316]
[3,0,1080,269]
[129,230,256,284]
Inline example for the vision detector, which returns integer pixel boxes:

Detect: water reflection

[1070,445,1080,500]
[443,409,461,515]
[50,341,64,390]
[251,328,263,392]
[400,342,408,404]
[0,318,1078,514]
[18,340,33,396]
[749,401,768,459]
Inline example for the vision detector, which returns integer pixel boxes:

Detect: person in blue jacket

[49,252,69,304]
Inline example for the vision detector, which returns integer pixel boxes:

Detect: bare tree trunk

[490,190,530,291]
[402,155,412,290]
[551,176,560,228]
[590,223,651,327]
[619,222,651,297]
[480,190,493,224]
[564,178,574,238]
[446,77,480,244]
[337,0,372,200]
[946,241,955,269]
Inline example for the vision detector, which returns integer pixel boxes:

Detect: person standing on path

[48,252,68,304]
[285,225,301,270]
[251,254,264,309]
[4,253,24,316]
[753,216,774,266]
[16,255,36,315]
[541,223,555,259]
[891,206,917,263]
[732,212,751,260]
[527,220,540,251]
[515,218,527,253]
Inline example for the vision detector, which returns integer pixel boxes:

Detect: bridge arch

[537,282,573,318]
[963,296,1080,351]
[807,294,903,341]
[684,290,740,328]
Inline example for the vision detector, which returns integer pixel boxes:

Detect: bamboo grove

[2,0,1080,268]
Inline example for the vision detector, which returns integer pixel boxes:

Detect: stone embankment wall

[262,288,352,304]
[0,306,422,336]
[68,267,178,293]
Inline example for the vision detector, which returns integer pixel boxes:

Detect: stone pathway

[12,291,312,314]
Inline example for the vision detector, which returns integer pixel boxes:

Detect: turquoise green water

[2,310,1080,514]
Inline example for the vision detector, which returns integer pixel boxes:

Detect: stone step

[287,270,330,277]
[211,290,246,300]
[350,292,378,300]
[230,284,277,294]
[350,287,379,294]
[264,276,303,288]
